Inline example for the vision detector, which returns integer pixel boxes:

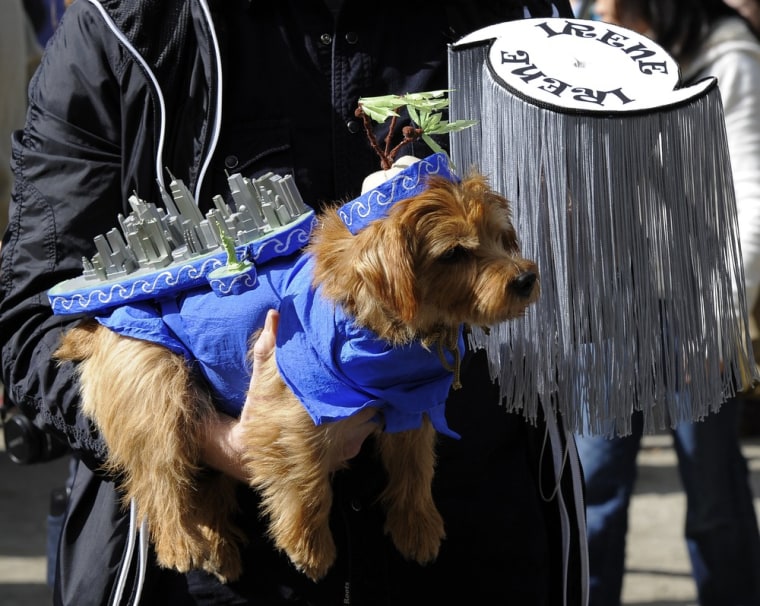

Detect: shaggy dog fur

[54,173,540,582]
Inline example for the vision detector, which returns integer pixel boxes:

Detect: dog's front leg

[376,417,445,564]
[241,358,337,581]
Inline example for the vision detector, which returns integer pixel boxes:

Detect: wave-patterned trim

[338,153,457,235]
[208,269,258,296]
[49,212,316,314]
[245,214,315,261]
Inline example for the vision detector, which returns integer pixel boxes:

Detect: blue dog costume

[51,153,463,438]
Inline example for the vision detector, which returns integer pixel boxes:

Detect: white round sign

[453,18,714,112]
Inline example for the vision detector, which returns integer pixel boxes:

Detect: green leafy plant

[355,90,476,170]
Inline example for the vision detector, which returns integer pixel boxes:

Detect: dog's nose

[510,271,538,298]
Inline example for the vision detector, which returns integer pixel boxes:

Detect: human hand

[237,308,279,429]
[203,309,381,480]
[334,406,382,465]
[240,309,381,470]
[201,309,280,481]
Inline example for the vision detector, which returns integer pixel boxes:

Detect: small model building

[49,171,315,314]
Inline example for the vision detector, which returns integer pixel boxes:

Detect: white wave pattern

[50,256,225,314]
[50,217,316,315]
[338,154,448,232]
[208,271,258,296]
[249,219,314,261]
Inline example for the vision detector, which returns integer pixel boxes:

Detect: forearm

[0,309,107,468]
[200,411,249,482]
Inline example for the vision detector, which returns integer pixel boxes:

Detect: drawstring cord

[436,337,462,390]
[110,499,148,606]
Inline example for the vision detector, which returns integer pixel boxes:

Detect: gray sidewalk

[620,433,760,606]
[0,439,69,606]
[1,431,759,605]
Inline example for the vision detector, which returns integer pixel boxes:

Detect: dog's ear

[354,219,418,323]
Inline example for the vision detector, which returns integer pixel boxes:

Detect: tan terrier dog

[54,164,539,583]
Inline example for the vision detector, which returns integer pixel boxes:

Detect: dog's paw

[283,525,337,582]
[156,544,241,583]
[385,507,445,565]
[200,529,244,583]
[202,549,243,584]
[154,539,197,575]
[153,524,243,582]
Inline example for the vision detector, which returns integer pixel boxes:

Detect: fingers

[241,310,279,425]
[348,406,381,427]
[253,309,279,363]
[246,311,380,467]
[338,407,382,464]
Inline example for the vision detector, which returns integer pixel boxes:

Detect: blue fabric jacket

[0,1,585,605]
[97,252,462,435]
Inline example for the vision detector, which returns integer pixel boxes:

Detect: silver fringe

[448,44,758,437]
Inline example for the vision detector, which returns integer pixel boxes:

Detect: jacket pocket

[208,119,294,198]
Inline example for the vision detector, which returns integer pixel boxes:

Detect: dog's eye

[501,232,519,253]
[438,245,469,263]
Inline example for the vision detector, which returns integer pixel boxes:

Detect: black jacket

[0,0,586,604]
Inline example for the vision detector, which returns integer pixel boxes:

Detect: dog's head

[310,172,539,344]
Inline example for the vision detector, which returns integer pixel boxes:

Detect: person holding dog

[0,1,587,605]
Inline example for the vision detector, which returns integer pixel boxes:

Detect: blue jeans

[576,397,760,606]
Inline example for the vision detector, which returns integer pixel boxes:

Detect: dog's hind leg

[376,417,445,564]
[194,471,246,580]
[55,321,243,581]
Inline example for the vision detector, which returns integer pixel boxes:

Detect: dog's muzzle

[510,271,538,299]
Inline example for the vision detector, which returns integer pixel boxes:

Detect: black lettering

[538,77,571,97]
[571,87,634,106]
[511,65,548,84]
[639,61,669,75]
[606,87,635,104]
[534,20,596,38]
[534,20,563,38]
[621,42,657,61]
[532,20,670,78]
[499,49,530,66]
[598,30,631,48]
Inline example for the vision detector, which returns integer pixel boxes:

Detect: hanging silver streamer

[448,23,758,437]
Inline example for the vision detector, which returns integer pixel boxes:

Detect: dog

[54,156,540,583]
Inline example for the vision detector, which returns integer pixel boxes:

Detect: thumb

[242,309,280,422]
[253,309,279,364]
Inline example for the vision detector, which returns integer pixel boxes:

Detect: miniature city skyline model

[87,170,311,280]
[48,170,316,315]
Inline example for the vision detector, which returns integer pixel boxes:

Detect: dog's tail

[54,318,101,362]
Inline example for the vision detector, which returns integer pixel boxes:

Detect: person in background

[0,0,41,239]
[725,0,760,32]
[578,1,760,605]
[0,2,587,605]
[572,0,597,17]
[26,0,72,47]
